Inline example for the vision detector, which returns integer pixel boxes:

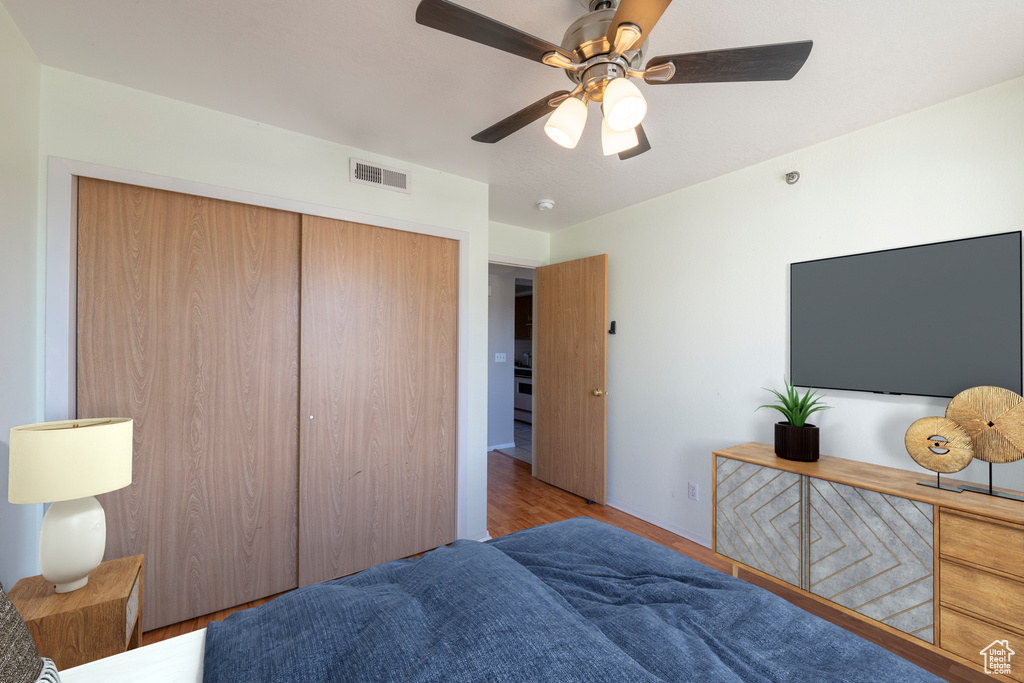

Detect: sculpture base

[916,470,1024,503]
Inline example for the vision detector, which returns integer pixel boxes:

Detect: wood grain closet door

[299,215,457,587]
[77,178,300,631]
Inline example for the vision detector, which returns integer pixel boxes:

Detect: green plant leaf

[757,378,830,427]
[757,403,791,419]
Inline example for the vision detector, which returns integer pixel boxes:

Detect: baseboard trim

[606,498,713,549]
[488,443,517,451]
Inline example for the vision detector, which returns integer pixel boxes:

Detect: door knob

[592,389,604,396]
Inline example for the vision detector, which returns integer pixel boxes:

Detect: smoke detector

[537,199,555,211]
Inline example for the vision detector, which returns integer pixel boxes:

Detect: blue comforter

[204,518,940,682]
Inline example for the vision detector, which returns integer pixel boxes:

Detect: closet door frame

[43,157,475,539]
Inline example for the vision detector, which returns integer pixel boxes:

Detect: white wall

[0,4,41,590]
[40,69,487,235]
[490,221,550,266]
[488,268,516,449]
[551,76,1024,546]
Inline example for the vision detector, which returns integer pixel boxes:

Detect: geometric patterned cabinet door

[808,478,935,643]
[715,457,802,587]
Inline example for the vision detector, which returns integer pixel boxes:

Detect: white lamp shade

[8,418,133,504]
[601,119,639,156]
[544,97,588,149]
[603,77,647,132]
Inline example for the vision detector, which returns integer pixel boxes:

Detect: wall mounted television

[791,232,1022,398]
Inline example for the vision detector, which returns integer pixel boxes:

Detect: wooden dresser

[714,443,1023,682]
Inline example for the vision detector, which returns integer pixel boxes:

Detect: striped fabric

[36,659,61,683]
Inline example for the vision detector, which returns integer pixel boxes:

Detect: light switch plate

[495,353,506,363]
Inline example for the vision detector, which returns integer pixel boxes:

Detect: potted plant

[758,379,830,461]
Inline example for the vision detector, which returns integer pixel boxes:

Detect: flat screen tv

[791,232,1022,398]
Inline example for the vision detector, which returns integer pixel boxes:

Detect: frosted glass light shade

[544,97,588,149]
[601,119,639,156]
[603,77,647,132]
[9,418,133,504]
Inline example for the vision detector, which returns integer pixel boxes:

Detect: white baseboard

[488,442,516,451]
[465,530,492,542]
[606,498,713,549]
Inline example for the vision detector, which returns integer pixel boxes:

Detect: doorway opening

[487,264,536,465]
[488,254,608,506]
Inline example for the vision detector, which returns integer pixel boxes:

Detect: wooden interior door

[534,254,608,504]
[298,215,457,587]
[77,178,301,630]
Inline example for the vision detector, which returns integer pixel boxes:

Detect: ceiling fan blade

[416,0,575,65]
[605,0,673,47]
[645,40,813,84]
[618,123,651,160]
[472,91,571,143]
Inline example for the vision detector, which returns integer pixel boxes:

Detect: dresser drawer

[941,560,1024,632]
[940,607,1024,682]
[940,509,1024,579]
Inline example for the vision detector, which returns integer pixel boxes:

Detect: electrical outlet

[495,353,506,363]
[688,482,699,501]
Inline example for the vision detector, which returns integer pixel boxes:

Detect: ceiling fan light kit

[544,96,589,148]
[601,118,639,156]
[602,77,647,131]
[415,0,813,158]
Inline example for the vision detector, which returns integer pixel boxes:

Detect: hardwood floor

[143,451,989,682]
[487,448,727,570]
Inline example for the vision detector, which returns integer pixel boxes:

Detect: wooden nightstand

[7,555,143,670]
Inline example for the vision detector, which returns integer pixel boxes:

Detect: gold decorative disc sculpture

[945,386,1024,463]
[905,417,974,473]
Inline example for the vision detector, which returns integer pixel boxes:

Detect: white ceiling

[6,0,1024,231]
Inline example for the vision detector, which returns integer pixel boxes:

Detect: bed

[64,518,941,682]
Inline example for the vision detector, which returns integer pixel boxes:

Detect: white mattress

[59,629,205,683]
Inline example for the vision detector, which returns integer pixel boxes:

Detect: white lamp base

[39,496,107,593]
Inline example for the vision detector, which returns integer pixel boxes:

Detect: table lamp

[8,418,133,593]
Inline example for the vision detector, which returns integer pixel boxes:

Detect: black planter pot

[774,422,819,462]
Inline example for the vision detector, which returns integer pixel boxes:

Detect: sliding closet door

[77,178,300,630]
[299,215,457,587]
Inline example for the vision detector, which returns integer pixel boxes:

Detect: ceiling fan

[415,0,812,159]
